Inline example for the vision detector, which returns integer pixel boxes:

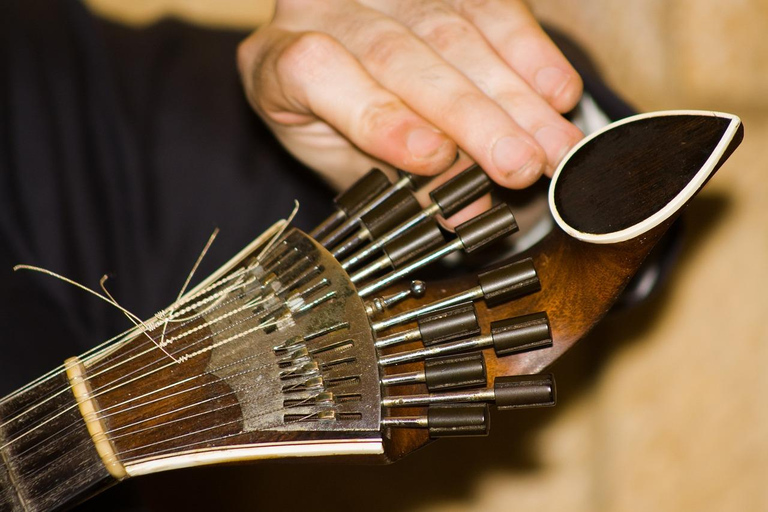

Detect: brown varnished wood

[380,113,744,461]
[378,222,667,461]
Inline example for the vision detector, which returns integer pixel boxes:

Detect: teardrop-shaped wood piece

[550,111,743,243]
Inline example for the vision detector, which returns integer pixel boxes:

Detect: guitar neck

[0,372,114,512]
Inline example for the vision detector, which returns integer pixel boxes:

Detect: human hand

[237,0,584,193]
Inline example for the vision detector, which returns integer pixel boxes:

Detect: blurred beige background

[84,1,768,511]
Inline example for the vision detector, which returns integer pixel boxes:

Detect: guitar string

[6,357,269,463]
[13,353,337,482]
[1,215,327,445]
[0,270,262,437]
[9,326,363,492]
[0,256,253,417]
[0,203,306,419]
[0,310,283,451]
[1,226,308,427]
[0,234,303,445]
[0,269,340,453]
[7,288,358,476]
[0,227,302,435]
[3,216,381,467]
[0,210,300,409]
[12,335,344,482]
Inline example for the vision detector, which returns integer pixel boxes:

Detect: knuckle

[495,90,534,113]
[454,0,492,16]
[445,89,490,115]
[415,17,476,53]
[359,25,411,71]
[355,99,406,137]
[277,31,339,77]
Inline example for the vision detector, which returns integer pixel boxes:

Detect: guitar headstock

[65,110,742,476]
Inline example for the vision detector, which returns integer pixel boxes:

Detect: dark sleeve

[0,0,335,394]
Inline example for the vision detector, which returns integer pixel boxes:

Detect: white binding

[124,439,384,477]
[548,110,741,244]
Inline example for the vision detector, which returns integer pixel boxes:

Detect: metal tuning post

[377,312,551,366]
[380,352,487,391]
[371,257,540,333]
[382,404,491,438]
[341,164,493,270]
[374,302,479,349]
[357,203,518,297]
[350,219,445,284]
[381,373,555,409]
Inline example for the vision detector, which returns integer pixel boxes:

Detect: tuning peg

[341,164,493,270]
[331,188,422,258]
[382,404,490,437]
[357,204,518,297]
[493,374,556,410]
[310,168,391,240]
[380,373,555,409]
[381,352,487,392]
[378,311,551,366]
[375,302,479,349]
[319,170,422,248]
[371,257,539,332]
[351,219,445,284]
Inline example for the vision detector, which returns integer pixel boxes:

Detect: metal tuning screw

[365,280,426,317]
[382,404,490,437]
[371,257,540,332]
[357,203,518,297]
[374,302,479,349]
[377,311,551,366]
[380,352,487,391]
[341,164,493,270]
[311,168,390,241]
[380,373,555,409]
[331,188,421,259]
[350,219,444,284]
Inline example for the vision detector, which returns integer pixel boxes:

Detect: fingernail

[535,125,577,167]
[492,136,539,178]
[535,67,570,100]
[407,127,447,160]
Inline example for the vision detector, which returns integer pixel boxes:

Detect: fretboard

[0,371,113,512]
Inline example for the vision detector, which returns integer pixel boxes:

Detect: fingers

[452,0,583,113]
[368,0,582,176]
[326,5,551,188]
[239,0,585,192]
[238,27,458,178]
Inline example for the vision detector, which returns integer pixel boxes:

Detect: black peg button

[493,374,556,410]
[424,353,487,391]
[334,168,390,215]
[491,312,552,356]
[418,302,480,346]
[477,258,540,307]
[428,404,490,437]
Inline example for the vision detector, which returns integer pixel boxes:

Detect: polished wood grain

[380,112,743,460]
